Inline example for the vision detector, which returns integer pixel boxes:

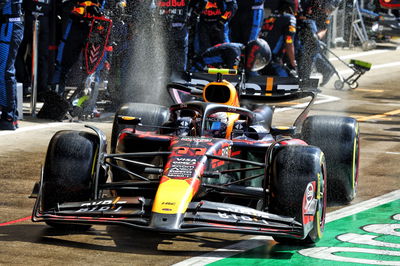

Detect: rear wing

[168,71,319,104]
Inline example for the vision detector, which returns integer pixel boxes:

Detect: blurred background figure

[229,0,265,44]
[16,0,56,101]
[49,0,106,96]
[259,0,297,77]
[192,0,237,55]
[191,38,271,76]
[296,0,338,82]
[0,0,24,130]
[156,0,192,78]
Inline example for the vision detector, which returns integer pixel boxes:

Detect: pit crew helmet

[204,112,228,138]
[244,38,272,72]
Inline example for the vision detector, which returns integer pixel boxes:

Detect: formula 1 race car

[31,69,360,245]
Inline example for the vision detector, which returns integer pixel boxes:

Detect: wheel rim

[352,124,360,193]
[350,82,358,89]
[317,160,327,237]
[334,80,344,90]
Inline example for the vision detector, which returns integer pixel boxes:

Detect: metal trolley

[320,42,372,90]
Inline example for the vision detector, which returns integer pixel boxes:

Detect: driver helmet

[244,38,272,72]
[205,112,228,138]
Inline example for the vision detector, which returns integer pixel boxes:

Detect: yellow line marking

[356,88,384,93]
[279,101,301,105]
[357,109,400,122]
[385,109,400,116]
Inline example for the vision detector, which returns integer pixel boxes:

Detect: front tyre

[269,145,327,245]
[42,130,99,230]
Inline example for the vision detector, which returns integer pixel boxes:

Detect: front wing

[32,196,306,239]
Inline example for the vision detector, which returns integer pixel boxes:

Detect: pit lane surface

[0,45,399,265]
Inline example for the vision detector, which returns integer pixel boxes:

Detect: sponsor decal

[222,11,232,20]
[158,0,186,7]
[76,199,127,213]
[159,8,184,15]
[217,206,270,225]
[161,202,176,206]
[205,1,218,9]
[168,158,197,178]
[245,45,260,70]
[304,182,315,211]
[180,137,213,142]
[202,9,222,16]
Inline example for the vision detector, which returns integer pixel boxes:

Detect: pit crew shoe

[320,70,334,87]
[0,119,17,130]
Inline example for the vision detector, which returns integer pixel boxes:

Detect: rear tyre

[301,115,359,203]
[269,145,327,245]
[110,102,170,153]
[42,130,99,230]
[110,103,170,183]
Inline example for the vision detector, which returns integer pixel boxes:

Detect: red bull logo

[205,1,218,9]
[158,0,186,7]
[221,11,232,20]
[202,9,222,16]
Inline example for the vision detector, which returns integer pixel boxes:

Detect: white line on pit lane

[337,61,400,75]
[386,152,400,155]
[328,49,391,62]
[0,122,67,137]
[173,190,400,266]
[275,94,341,113]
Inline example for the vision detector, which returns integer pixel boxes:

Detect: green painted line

[173,190,400,266]
[210,200,400,265]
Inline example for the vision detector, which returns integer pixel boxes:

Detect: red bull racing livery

[31,70,359,246]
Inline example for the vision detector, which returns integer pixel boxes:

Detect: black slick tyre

[110,102,170,153]
[110,103,170,183]
[269,145,327,245]
[301,115,359,203]
[42,130,99,230]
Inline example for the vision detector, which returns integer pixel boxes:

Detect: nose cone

[150,212,184,231]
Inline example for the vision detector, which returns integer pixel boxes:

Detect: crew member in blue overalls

[16,0,54,99]
[296,0,336,83]
[229,0,264,45]
[157,0,192,77]
[259,0,297,77]
[50,0,106,96]
[0,0,24,130]
[191,38,271,75]
[192,0,237,55]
